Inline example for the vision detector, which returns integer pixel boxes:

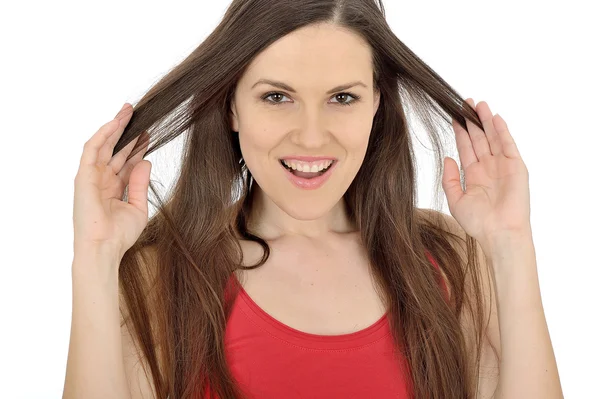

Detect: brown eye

[332,92,361,106]
[262,92,289,105]
[261,91,360,107]
[335,94,351,105]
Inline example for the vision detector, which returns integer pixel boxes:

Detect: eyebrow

[251,78,368,94]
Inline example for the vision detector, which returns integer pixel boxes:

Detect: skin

[443,98,563,396]
[227,21,562,397]
[229,22,380,241]
[227,22,386,336]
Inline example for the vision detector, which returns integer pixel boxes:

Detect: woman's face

[230,22,380,224]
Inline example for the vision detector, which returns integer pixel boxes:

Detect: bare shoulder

[416,207,465,241]
[119,245,161,399]
[416,208,501,398]
[415,207,481,278]
[415,207,464,286]
[119,244,161,324]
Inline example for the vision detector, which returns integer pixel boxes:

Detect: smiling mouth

[279,159,336,177]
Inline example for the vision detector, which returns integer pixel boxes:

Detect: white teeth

[282,159,333,172]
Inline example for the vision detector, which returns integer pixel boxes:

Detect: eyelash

[261,91,361,107]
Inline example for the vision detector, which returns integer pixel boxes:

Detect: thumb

[441,157,463,211]
[127,160,152,216]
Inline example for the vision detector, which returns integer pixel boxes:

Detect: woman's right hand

[73,103,152,259]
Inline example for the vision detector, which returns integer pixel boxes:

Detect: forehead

[241,24,374,90]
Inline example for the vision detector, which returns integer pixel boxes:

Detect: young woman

[64,1,562,398]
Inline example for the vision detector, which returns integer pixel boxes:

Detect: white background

[1,0,598,397]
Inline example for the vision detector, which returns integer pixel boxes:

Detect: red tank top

[206,252,448,399]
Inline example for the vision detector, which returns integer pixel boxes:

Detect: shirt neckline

[234,279,391,350]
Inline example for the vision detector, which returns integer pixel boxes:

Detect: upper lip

[279,155,337,162]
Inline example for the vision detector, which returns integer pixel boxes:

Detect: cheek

[237,127,282,175]
[338,121,373,171]
[340,120,373,154]
[238,115,278,148]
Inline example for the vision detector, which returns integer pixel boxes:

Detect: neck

[245,184,358,241]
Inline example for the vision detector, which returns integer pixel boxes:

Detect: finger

[465,98,491,160]
[475,101,503,156]
[108,130,147,174]
[126,160,152,216]
[492,114,521,159]
[98,104,133,164]
[452,116,477,170]
[117,132,150,184]
[441,156,464,212]
[98,104,133,165]
[79,118,121,167]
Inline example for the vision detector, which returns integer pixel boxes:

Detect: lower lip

[280,160,338,190]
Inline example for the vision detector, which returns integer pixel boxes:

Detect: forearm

[63,244,131,399]
[488,231,563,399]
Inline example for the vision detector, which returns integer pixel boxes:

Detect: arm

[429,209,562,398]
[427,208,502,398]
[488,230,563,399]
[62,243,132,399]
[441,99,563,398]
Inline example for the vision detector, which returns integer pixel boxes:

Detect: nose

[289,106,331,149]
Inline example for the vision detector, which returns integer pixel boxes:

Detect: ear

[230,99,239,132]
[373,88,380,117]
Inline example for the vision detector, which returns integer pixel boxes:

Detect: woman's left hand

[442,98,531,257]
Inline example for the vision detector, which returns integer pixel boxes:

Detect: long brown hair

[116,0,496,398]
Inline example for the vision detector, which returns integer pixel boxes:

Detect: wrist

[487,225,533,248]
[487,229,536,269]
[72,241,123,273]
[74,239,122,257]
